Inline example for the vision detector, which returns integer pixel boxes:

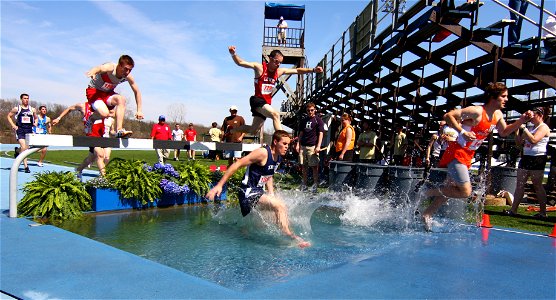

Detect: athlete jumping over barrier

[228,46,323,134]
[85,54,143,138]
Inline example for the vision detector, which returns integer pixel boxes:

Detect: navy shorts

[239,187,264,217]
[249,96,267,120]
[16,128,33,140]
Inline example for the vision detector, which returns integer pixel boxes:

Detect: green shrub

[174,160,212,196]
[105,158,162,204]
[18,171,91,221]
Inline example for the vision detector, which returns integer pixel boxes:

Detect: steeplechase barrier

[9,134,261,218]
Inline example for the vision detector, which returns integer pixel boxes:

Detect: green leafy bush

[105,158,162,204]
[174,160,212,196]
[18,171,91,221]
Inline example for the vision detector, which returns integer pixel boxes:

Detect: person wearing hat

[221,105,246,165]
[277,16,288,46]
[151,115,172,164]
[505,106,551,219]
[227,46,323,135]
[185,122,197,160]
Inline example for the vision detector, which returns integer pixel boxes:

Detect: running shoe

[24,167,31,173]
[75,168,83,181]
[37,162,43,167]
[115,129,133,138]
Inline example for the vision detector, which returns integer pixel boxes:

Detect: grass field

[4,149,556,235]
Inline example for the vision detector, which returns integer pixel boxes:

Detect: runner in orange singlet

[420,82,533,231]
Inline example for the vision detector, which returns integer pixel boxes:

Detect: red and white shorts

[86,87,116,110]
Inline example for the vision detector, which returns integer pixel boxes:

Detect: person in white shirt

[543,13,555,60]
[172,124,184,161]
[277,16,288,46]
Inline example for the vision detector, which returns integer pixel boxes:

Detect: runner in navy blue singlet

[207,130,311,248]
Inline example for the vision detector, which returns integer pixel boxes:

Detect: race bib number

[467,138,485,150]
[22,116,31,124]
[101,82,116,90]
[457,134,484,150]
[257,175,272,188]
[261,83,274,95]
[35,127,44,134]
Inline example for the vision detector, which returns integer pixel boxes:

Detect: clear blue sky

[1,1,552,131]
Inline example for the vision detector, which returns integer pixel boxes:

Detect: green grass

[484,205,556,234]
[5,149,555,235]
[4,149,223,170]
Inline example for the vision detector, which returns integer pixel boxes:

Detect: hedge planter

[89,185,226,212]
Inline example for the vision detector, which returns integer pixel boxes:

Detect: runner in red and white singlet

[227,45,323,134]
[85,55,143,138]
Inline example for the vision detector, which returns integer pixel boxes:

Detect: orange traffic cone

[549,224,556,238]
[480,213,493,228]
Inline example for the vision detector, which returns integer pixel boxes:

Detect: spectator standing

[209,122,222,161]
[390,126,408,165]
[543,12,556,60]
[357,120,378,164]
[172,124,184,161]
[7,93,37,173]
[505,107,551,218]
[34,105,52,167]
[185,123,197,160]
[277,16,288,46]
[333,113,356,161]
[151,115,172,164]
[508,0,528,45]
[222,105,246,165]
[206,130,311,248]
[228,46,323,134]
[425,121,457,168]
[295,102,324,192]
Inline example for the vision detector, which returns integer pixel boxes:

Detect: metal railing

[263,26,305,48]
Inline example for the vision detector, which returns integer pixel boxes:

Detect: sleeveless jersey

[15,105,34,131]
[88,63,127,92]
[34,115,48,134]
[254,62,279,105]
[440,107,498,168]
[523,124,549,156]
[335,124,356,152]
[241,145,281,195]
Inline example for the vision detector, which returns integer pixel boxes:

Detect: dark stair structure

[276,0,555,139]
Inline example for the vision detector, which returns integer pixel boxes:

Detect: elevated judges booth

[263,2,307,122]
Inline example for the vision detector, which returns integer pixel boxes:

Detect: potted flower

[174,160,213,203]
[18,171,91,223]
[104,158,162,209]
[151,163,190,207]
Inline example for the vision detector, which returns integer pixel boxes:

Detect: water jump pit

[55,190,556,297]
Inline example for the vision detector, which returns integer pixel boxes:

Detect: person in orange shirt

[333,113,356,161]
[420,82,532,231]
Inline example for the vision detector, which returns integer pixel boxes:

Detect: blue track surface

[1,157,555,299]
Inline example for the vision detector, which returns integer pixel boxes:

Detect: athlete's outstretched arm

[228,46,260,69]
